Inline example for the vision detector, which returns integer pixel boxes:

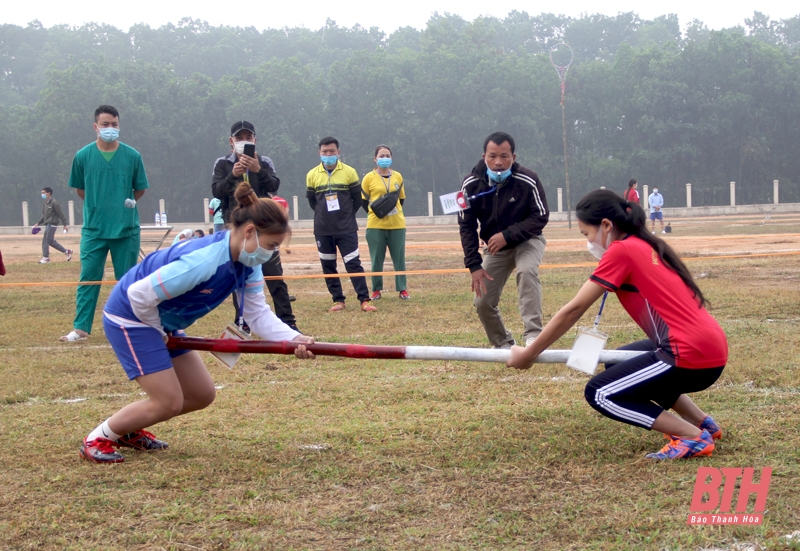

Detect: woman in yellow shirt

[361,144,409,300]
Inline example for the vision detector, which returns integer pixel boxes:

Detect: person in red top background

[507,189,727,460]
[623,178,640,205]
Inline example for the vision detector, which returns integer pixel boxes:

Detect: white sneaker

[661,230,667,234]
[38,257,50,264]
[651,231,655,234]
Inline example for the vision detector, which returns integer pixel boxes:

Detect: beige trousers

[473,235,546,347]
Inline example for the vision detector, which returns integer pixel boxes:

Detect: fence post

[159,199,166,218]
[292,196,299,221]
[686,183,692,208]
[643,185,649,210]
[68,200,75,226]
[730,182,736,206]
[774,180,779,205]
[427,192,433,217]
[22,201,29,227]
[557,188,563,212]
[203,198,210,224]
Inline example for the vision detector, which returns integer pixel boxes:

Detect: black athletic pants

[584,339,724,430]
[233,250,296,327]
[316,232,370,304]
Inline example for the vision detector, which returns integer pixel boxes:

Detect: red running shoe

[79,437,124,463]
[117,430,169,451]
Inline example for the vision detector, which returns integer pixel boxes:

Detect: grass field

[1,217,799,550]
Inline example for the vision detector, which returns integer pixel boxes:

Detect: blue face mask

[321,155,338,167]
[99,128,119,143]
[376,158,392,169]
[41,194,47,199]
[238,229,275,267]
[487,167,512,183]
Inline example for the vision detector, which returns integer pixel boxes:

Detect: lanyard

[377,170,393,193]
[593,291,609,331]
[231,262,247,330]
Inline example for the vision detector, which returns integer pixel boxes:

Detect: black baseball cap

[230,120,256,137]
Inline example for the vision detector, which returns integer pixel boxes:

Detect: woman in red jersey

[507,189,727,460]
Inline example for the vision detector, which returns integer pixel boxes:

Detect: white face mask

[586,226,612,260]
[233,141,255,155]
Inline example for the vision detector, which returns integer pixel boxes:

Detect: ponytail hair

[230,182,289,235]
[575,189,707,308]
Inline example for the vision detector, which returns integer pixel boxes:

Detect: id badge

[209,323,251,369]
[387,206,398,216]
[566,327,608,376]
[325,193,340,212]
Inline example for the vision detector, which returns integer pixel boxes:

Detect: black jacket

[211,152,280,223]
[458,160,549,272]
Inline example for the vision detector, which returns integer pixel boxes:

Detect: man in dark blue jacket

[458,132,549,348]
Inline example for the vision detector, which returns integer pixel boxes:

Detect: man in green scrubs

[61,105,149,342]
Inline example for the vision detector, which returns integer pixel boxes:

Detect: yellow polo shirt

[361,170,406,230]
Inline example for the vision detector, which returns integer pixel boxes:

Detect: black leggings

[584,339,724,430]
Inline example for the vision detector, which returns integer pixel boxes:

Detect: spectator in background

[649,186,666,234]
[61,104,149,342]
[361,144,409,301]
[208,197,224,233]
[194,229,205,239]
[211,120,301,333]
[306,136,375,312]
[623,179,640,205]
[171,229,194,246]
[458,131,549,349]
[33,187,72,264]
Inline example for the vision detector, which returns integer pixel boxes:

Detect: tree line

[1,11,799,224]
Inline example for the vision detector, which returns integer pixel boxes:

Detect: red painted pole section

[167,336,408,360]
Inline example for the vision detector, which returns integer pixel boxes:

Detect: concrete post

[686,183,692,208]
[159,199,166,218]
[557,188,563,212]
[730,182,736,206]
[68,200,75,226]
[292,196,299,221]
[774,180,779,205]
[22,201,29,227]
[428,192,433,217]
[643,185,649,209]
[203,198,210,224]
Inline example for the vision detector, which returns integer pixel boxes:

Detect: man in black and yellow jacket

[306,136,375,312]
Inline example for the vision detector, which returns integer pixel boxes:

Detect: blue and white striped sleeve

[244,265,265,294]
[149,246,221,302]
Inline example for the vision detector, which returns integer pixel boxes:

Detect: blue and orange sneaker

[79,437,124,463]
[117,430,169,451]
[646,430,715,460]
[699,415,722,440]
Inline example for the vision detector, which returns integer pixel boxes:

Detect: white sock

[87,420,123,442]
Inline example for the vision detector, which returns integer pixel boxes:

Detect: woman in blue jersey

[80,182,315,464]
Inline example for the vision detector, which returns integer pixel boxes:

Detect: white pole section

[730,182,736,206]
[68,200,75,226]
[292,196,299,221]
[557,188,563,212]
[22,201,29,227]
[643,185,649,209]
[774,180,779,205]
[686,183,692,208]
[203,198,210,224]
[428,192,434,217]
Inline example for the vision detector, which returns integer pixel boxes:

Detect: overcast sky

[3,0,796,34]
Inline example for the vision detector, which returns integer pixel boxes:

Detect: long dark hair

[231,182,289,235]
[576,189,707,308]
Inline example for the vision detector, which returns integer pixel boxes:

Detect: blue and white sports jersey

[104,231,263,332]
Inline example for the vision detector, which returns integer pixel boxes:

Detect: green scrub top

[69,142,150,239]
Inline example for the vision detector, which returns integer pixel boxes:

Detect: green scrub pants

[73,234,140,334]
[365,228,407,293]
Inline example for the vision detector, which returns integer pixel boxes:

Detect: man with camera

[212,120,300,333]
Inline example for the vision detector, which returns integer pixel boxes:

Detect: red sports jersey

[590,235,727,368]
[623,188,640,204]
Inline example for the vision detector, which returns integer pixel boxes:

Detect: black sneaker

[288,295,297,302]
[79,437,124,463]
[287,323,303,334]
[117,430,169,451]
